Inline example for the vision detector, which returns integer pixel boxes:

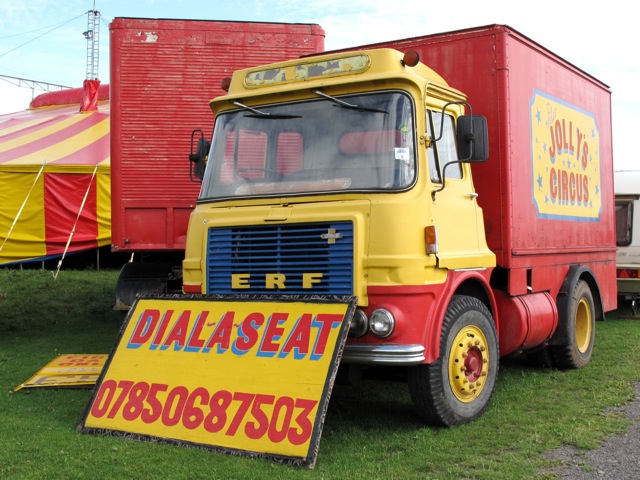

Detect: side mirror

[457,115,489,162]
[189,129,210,182]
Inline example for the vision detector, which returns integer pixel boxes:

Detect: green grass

[1,269,639,479]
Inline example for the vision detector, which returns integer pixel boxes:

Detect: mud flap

[114,262,173,311]
[79,294,355,468]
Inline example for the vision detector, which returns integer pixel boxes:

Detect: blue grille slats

[207,222,353,294]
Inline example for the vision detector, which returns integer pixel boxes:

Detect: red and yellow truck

[182,24,616,426]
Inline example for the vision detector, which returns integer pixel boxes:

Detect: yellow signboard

[79,295,355,468]
[13,354,106,391]
[531,90,602,221]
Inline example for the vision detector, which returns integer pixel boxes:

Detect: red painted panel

[109,18,325,252]
[123,208,167,247]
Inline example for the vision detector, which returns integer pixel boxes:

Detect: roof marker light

[402,50,420,67]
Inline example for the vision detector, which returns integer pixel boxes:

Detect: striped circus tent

[0,81,110,266]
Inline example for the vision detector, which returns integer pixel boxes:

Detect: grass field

[1,269,639,479]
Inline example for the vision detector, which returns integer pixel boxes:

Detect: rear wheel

[550,280,595,369]
[408,295,499,426]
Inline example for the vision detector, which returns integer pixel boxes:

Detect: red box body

[360,25,616,311]
[109,18,325,252]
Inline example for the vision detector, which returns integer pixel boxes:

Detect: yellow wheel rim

[448,325,490,403]
[575,297,593,353]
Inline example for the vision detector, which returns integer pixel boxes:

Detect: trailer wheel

[408,295,498,426]
[550,280,595,369]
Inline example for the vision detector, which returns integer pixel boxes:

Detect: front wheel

[408,295,499,427]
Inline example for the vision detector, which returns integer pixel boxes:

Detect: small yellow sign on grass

[14,354,106,391]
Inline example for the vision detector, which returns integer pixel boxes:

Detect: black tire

[408,295,499,426]
[550,280,595,369]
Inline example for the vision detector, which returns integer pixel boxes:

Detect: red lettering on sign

[161,310,192,350]
[90,380,318,446]
[126,306,344,359]
[128,309,160,347]
[204,311,235,353]
[185,311,210,351]
[575,129,584,168]
[280,313,312,359]
[233,312,264,353]
[258,313,288,357]
[151,310,174,350]
[580,137,589,170]
[548,167,590,206]
[311,313,344,359]
[549,118,590,165]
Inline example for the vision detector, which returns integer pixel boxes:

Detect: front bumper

[341,343,425,366]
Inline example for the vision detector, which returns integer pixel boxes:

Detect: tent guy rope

[52,163,99,280]
[0,162,46,254]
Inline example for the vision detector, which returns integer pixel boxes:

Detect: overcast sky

[0,0,637,170]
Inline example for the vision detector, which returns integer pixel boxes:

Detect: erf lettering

[231,273,324,289]
[126,308,342,360]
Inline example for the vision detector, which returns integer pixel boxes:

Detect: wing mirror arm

[431,102,489,200]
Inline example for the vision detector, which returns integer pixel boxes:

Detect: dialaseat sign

[79,295,355,468]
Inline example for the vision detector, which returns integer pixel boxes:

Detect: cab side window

[427,110,462,183]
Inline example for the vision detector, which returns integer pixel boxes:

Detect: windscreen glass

[200,91,416,200]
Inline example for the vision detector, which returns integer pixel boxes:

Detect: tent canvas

[0,83,110,265]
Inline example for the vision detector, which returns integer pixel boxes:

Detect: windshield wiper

[233,101,301,119]
[313,90,388,114]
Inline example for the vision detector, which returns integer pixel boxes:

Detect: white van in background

[615,170,640,316]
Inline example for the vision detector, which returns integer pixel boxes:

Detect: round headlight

[349,309,369,337]
[369,308,395,338]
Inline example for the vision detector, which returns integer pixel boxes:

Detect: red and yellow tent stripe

[0,85,110,265]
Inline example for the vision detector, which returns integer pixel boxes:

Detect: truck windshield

[199,91,416,200]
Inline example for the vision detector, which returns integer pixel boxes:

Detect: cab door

[426,109,494,269]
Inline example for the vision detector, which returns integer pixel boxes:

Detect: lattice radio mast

[83,7,100,80]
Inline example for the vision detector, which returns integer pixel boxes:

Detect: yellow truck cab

[184,49,494,426]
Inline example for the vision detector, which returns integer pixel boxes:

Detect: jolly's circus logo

[531,91,601,221]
